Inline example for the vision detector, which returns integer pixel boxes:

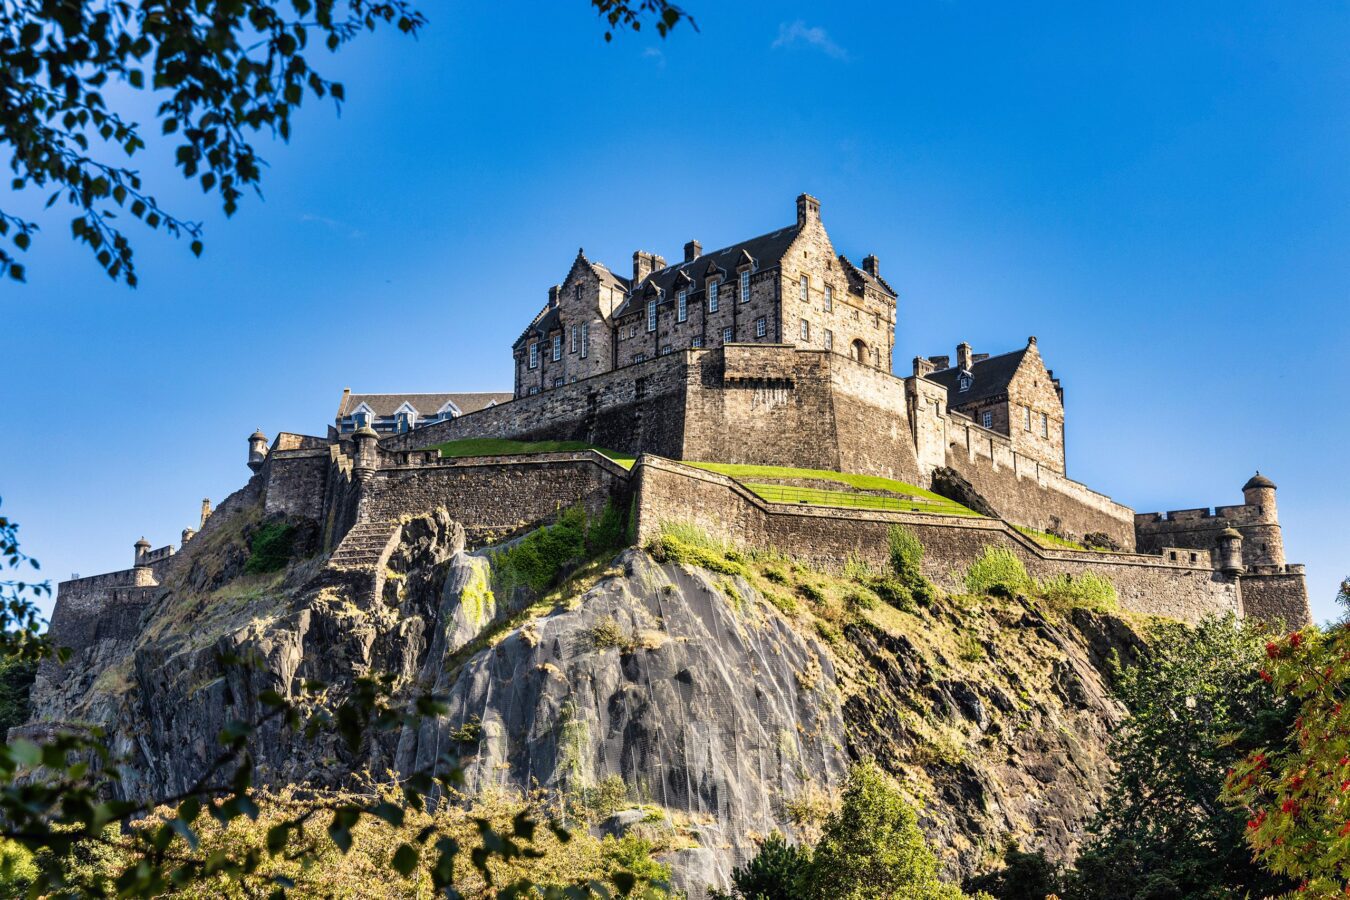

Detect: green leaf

[391,843,419,876]
[370,801,405,827]
[190,240,203,257]
[14,232,31,251]
[8,739,41,767]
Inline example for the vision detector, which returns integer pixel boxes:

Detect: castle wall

[1241,571,1312,627]
[828,352,923,483]
[358,451,632,546]
[940,412,1135,548]
[1136,505,1285,571]
[634,458,1236,624]
[261,440,329,521]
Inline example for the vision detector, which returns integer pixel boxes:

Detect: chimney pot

[684,240,702,262]
[957,342,973,371]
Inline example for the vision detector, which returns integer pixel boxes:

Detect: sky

[3,1,1347,623]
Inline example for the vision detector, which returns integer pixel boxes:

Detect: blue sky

[3,1,1347,622]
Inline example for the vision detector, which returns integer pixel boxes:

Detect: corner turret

[1240,471,1285,567]
[133,537,151,568]
[248,429,269,472]
[1218,528,1244,576]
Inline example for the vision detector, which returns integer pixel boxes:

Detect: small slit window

[824,285,833,311]
[800,274,808,302]
[800,319,810,342]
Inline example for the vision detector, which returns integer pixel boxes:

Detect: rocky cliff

[26,490,1153,897]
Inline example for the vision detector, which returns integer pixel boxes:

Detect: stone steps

[329,522,400,570]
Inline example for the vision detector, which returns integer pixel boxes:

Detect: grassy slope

[684,462,979,516]
[427,438,636,469]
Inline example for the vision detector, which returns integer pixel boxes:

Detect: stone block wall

[634,458,1238,624]
[1241,571,1312,627]
[261,437,329,521]
[1136,504,1285,571]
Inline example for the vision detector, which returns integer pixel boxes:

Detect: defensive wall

[1136,504,1285,568]
[632,457,1255,625]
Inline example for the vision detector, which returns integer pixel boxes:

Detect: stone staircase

[329,521,402,572]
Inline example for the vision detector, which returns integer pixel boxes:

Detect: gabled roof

[336,392,512,420]
[838,254,897,298]
[925,349,1029,408]
[612,224,801,319]
[513,252,629,349]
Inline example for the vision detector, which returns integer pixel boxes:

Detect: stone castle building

[40,194,1311,674]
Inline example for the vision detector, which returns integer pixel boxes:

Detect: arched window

[851,339,868,363]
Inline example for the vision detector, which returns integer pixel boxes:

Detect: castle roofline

[1243,472,1277,491]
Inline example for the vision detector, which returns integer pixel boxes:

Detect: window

[1040,413,1048,437]
[800,319,810,342]
[692,336,704,348]
[873,348,880,366]
[529,342,539,369]
[647,299,657,332]
[958,374,971,391]
[824,329,833,350]
[634,352,646,363]
[630,324,638,339]
[581,323,590,359]
[661,345,673,355]
[799,274,808,302]
[722,326,733,343]
[982,411,993,428]
[740,270,750,303]
[551,334,561,361]
[570,376,578,383]
[1024,406,1032,431]
[677,289,687,322]
[528,386,540,396]
[708,279,720,313]
[755,317,767,338]
[570,325,578,353]
[354,410,370,429]
[824,285,832,312]
[553,376,564,388]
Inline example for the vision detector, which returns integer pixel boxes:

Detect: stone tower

[1241,472,1286,568]
[248,430,269,472]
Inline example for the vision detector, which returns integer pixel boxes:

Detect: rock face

[27,499,1148,897]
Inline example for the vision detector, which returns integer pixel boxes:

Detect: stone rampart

[634,457,1239,624]
[261,436,330,521]
[941,412,1135,548]
[1239,571,1312,627]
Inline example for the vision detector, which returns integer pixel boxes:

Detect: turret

[1217,528,1244,576]
[1242,472,1278,523]
[1240,472,1286,568]
[134,537,151,568]
[248,429,269,472]
[200,498,213,528]
[352,424,380,484]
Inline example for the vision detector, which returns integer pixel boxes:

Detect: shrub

[585,500,627,554]
[762,564,790,585]
[645,523,748,577]
[711,832,813,900]
[1038,572,1117,611]
[844,587,878,612]
[797,582,826,604]
[965,547,1031,597]
[1083,531,1121,552]
[588,616,631,651]
[244,521,297,574]
[493,506,588,594]
[448,716,482,744]
[963,840,1063,900]
[887,526,925,583]
[869,575,915,612]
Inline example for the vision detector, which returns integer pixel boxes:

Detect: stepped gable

[925,348,1029,407]
[512,250,629,350]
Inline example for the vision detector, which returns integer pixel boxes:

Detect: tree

[962,840,1063,900]
[1066,614,1297,900]
[1222,582,1350,897]
[710,832,812,900]
[0,0,691,285]
[806,761,972,900]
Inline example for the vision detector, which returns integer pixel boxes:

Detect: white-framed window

[755,317,767,338]
[529,342,539,369]
[824,285,832,311]
[958,374,971,391]
[553,376,564,388]
[634,352,646,363]
[740,270,750,303]
[570,376,578,383]
[692,336,703,348]
[528,385,540,396]
[722,326,733,343]
[799,274,808,302]
[1024,406,1032,431]
[661,344,672,355]
[824,329,833,350]
[677,289,687,322]
[1041,412,1049,437]
[647,299,657,332]
[982,411,993,428]
[708,280,720,313]
[570,325,578,353]
[800,319,810,342]
[581,322,590,359]
[552,334,562,361]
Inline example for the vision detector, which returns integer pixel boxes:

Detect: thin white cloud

[300,213,364,239]
[772,20,849,61]
[642,46,666,68]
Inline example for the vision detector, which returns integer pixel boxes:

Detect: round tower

[248,429,269,472]
[133,536,151,568]
[1240,472,1285,569]
[1217,527,1244,576]
[352,424,380,485]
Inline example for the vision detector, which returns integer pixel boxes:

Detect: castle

[39,194,1311,671]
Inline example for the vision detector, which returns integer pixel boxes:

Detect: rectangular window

[553,376,564,388]
[722,326,733,343]
[529,342,538,369]
[661,344,672,356]
[528,385,540,396]
[800,274,808,302]
[581,322,590,359]
[824,285,832,311]
[824,329,833,350]
[552,334,561,361]
[982,411,993,429]
[755,317,767,338]
[800,319,810,342]
[634,352,646,363]
[708,280,720,313]
[692,336,703,348]
[1024,407,1032,431]
[677,289,687,322]
[1041,413,1049,437]
[740,270,750,303]
[570,325,578,353]
[647,299,657,333]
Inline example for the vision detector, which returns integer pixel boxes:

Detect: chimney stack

[862,255,880,278]
[795,193,821,227]
[913,356,936,378]
[548,285,560,308]
[632,251,665,284]
[929,355,950,370]
[684,240,702,262]
[957,342,973,371]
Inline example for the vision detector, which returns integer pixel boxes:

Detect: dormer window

[958,374,971,391]
[740,270,750,303]
[677,289,688,322]
[647,299,657,332]
[708,279,720,313]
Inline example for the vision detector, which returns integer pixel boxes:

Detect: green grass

[683,462,980,517]
[426,438,636,469]
[1013,525,1088,551]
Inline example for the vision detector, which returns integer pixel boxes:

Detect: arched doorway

[851,339,868,363]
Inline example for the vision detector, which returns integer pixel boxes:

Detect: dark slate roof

[838,254,897,298]
[611,224,801,319]
[1243,472,1277,491]
[337,392,512,419]
[925,348,1028,408]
